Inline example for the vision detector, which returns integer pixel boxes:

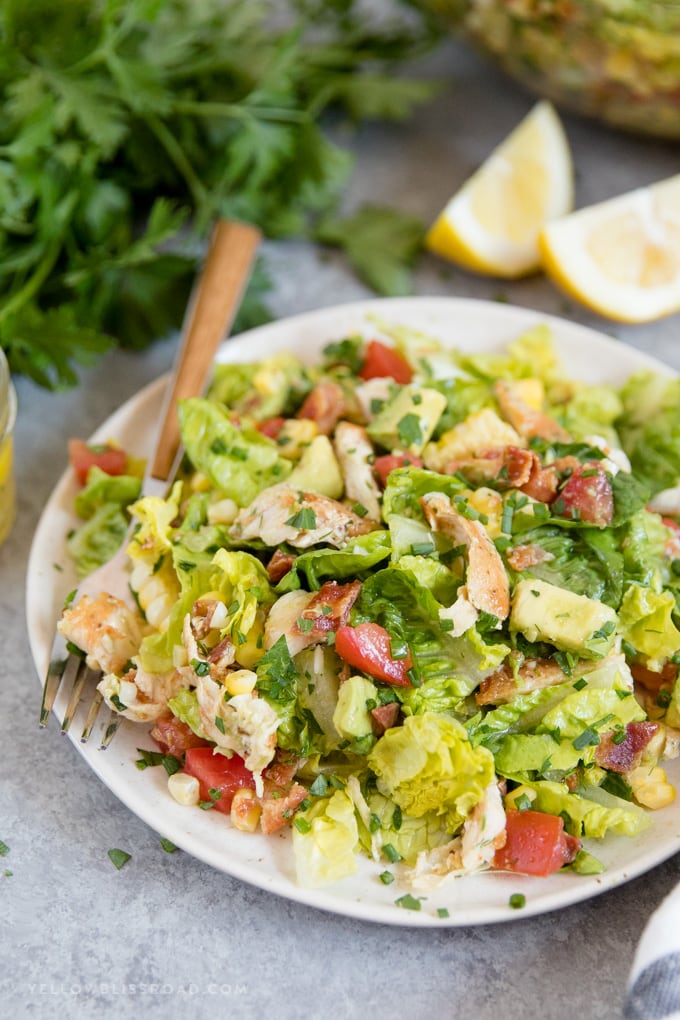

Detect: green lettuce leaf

[178,397,291,506]
[277,530,391,592]
[537,687,645,740]
[382,467,466,522]
[456,324,560,387]
[292,790,359,887]
[494,733,583,777]
[521,780,650,838]
[507,525,622,607]
[367,712,495,831]
[618,584,680,670]
[167,688,204,737]
[559,384,623,445]
[208,353,312,420]
[361,791,450,863]
[353,568,507,704]
[618,371,680,495]
[74,465,141,520]
[623,509,672,589]
[255,635,325,755]
[67,502,128,577]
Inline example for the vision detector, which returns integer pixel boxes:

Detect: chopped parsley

[286,507,317,530]
[107,848,131,870]
[396,412,423,448]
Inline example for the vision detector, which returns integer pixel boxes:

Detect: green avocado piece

[510,578,617,659]
[332,675,378,740]
[286,435,343,498]
[367,386,447,455]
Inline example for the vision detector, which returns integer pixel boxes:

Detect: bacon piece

[476,657,567,705]
[207,636,237,679]
[296,380,346,435]
[421,492,510,620]
[552,463,613,527]
[266,549,297,584]
[260,783,308,834]
[292,580,362,642]
[506,543,554,571]
[494,380,570,443]
[150,714,212,756]
[595,721,659,773]
[371,702,400,734]
[520,460,559,503]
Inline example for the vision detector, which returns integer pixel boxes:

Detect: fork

[39,219,262,747]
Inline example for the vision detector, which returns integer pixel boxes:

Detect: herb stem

[173,100,308,124]
[0,241,62,324]
[144,115,209,215]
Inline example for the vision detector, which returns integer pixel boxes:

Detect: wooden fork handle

[149,219,262,483]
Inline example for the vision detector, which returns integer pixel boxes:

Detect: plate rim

[26,294,680,927]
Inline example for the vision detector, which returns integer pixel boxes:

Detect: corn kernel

[190,471,212,493]
[628,765,676,810]
[207,498,239,525]
[231,788,261,832]
[225,669,258,696]
[276,419,318,460]
[168,773,200,807]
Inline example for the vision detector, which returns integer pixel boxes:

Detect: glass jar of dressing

[0,347,17,545]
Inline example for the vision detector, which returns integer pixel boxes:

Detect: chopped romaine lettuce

[292,790,359,887]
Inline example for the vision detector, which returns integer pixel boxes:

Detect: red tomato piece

[359,340,413,384]
[493,809,580,877]
[335,622,413,686]
[183,747,256,814]
[256,416,286,439]
[68,438,128,487]
[552,463,613,527]
[373,453,423,487]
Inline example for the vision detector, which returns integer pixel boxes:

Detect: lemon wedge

[540,175,680,323]
[425,100,573,278]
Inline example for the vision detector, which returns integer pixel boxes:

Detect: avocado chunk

[332,674,379,740]
[286,435,343,498]
[510,578,617,659]
[367,386,447,456]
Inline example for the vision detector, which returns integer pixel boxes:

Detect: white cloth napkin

[624,880,680,1020]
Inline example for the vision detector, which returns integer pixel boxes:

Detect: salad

[59,319,680,890]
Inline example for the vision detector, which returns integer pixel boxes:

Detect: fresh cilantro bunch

[0,0,438,388]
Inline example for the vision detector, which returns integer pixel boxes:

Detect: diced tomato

[493,809,580,877]
[150,715,212,757]
[335,622,413,686]
[359,340,413,384]
[552,463,613,527]
[373,453,423,487]
[256,416,286,439]
[68,438,128,487]
[183,747,256,814]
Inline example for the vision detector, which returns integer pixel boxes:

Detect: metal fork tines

[40,646,123,749]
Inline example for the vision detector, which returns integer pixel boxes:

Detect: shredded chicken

[98,664,186,723]
[229,485,375,549]
[420,492,510,620]
[58,592,144,675]
[333,421,381,522]
[494,379,570,443]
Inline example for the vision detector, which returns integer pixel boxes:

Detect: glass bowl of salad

[417,0,680,139]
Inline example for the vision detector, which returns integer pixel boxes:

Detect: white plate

[27,296,680,926]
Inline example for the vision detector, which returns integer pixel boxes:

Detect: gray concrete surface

[3,36,680,1020]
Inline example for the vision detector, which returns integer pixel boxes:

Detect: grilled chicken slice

[420,492,510,621]
[58,592,143,675]
[494,379,570,443]
[333,422,381,522]
[229,485,375,549]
